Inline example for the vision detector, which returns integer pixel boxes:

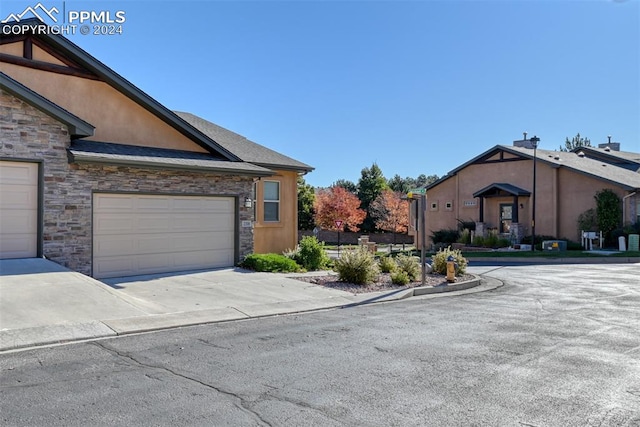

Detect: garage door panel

[0,210,38,230]
[0,161,38,259]
[94,194,135,211]
[93,235,137,257]
[93,257,136,279]
[0,184,38,209]
[93,194,236,278]
[93,215,136,234]
[0,235,37,258]
[0,162,38,184]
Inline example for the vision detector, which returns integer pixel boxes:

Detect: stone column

[511,223,525,244]
[475,222,486,238]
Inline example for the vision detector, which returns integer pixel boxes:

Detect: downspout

[622,191,636,225]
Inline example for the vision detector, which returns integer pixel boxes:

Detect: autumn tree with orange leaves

[370,190,409,245]
[314,186,367,232]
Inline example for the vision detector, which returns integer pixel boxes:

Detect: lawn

[461,250,640,258]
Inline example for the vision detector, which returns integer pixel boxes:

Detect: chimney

[513,131,534,149]
[598,135,620,151]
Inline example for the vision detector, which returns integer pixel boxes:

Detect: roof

[68,141,273,176]
[572,146,640,172]
[0,72,94,138]
[175,112,313,172]
[426,144,640,193]
[473,183,531,198]
[506,145,640,190]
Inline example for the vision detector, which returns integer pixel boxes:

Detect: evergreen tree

[297,176,315,230]
[357,163,388,232]
[560,133,591,152]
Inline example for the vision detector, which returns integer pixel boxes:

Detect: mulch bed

[293,272,476,294]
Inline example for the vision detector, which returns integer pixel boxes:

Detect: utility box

[629,234,640,252]
[542,240,567,251]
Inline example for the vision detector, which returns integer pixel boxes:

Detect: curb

[412,274,482,296]
[467,257,640,264]
[0,274,487,353]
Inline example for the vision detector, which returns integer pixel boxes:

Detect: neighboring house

[0,20,312,278]
[410,137,640,246]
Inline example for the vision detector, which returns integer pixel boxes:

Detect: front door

[500,203,512,234]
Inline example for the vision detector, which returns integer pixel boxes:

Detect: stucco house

[412,137,640,247]
[0,20,312,278]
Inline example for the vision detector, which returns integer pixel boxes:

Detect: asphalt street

[1,263,639,426]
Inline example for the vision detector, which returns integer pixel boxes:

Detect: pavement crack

[91,342,273,426]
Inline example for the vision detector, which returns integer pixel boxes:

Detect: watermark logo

[2,2,126,36]
[2,3,59,23]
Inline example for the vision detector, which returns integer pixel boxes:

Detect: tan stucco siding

[253,170,298,254]
[424,177,458,237]
[556,168,626,242]
[0,62,208,153]
[31,45,67,66]
[0,42,23,57]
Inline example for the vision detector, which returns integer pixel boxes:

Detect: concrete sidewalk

[0,258,486,352]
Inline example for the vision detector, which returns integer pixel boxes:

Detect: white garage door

[93,193,235,279]
[0,161,38,259]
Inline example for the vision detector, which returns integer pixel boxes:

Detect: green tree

[560,133,591,152]
[333,179,358,194]
[595,189,621,245]
[388,174,439,193]
[387,174,412,193]
[297,176,315,230]
[415,174,439,188]
[357,162,388,232]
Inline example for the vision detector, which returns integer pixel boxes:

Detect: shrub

[431,246,468,276]
[457,228,471,244]
[496,238,511,248]
[431,229,460,245]
[282,247,299,260]
[395,254,420,282]
[334,247,379,285]
[296,236,330,270]
[390,270,410,286]
[472,235,484,247]
[378,256,397,273]
[577,208,597,233]
[484,230,499,248]
[241,253,301,273]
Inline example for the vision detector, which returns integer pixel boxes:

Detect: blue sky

[3,0,639,188]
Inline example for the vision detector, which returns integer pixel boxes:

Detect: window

[637,200,640,223]
[430,202,438,211]
[445,201,453,211]
[263,181,280,222]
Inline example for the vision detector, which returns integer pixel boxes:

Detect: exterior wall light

[244,197,252,208]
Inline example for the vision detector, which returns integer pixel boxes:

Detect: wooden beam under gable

[471,149,528,166]
[0,35,100,80]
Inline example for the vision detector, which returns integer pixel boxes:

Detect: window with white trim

[263,181,280,222]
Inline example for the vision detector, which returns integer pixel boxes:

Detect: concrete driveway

[3,258,462,351]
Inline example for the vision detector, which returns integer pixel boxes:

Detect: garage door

[93,193,235,279]
[0,161,38,259]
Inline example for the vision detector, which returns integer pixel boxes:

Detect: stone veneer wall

[1,89,254,275]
